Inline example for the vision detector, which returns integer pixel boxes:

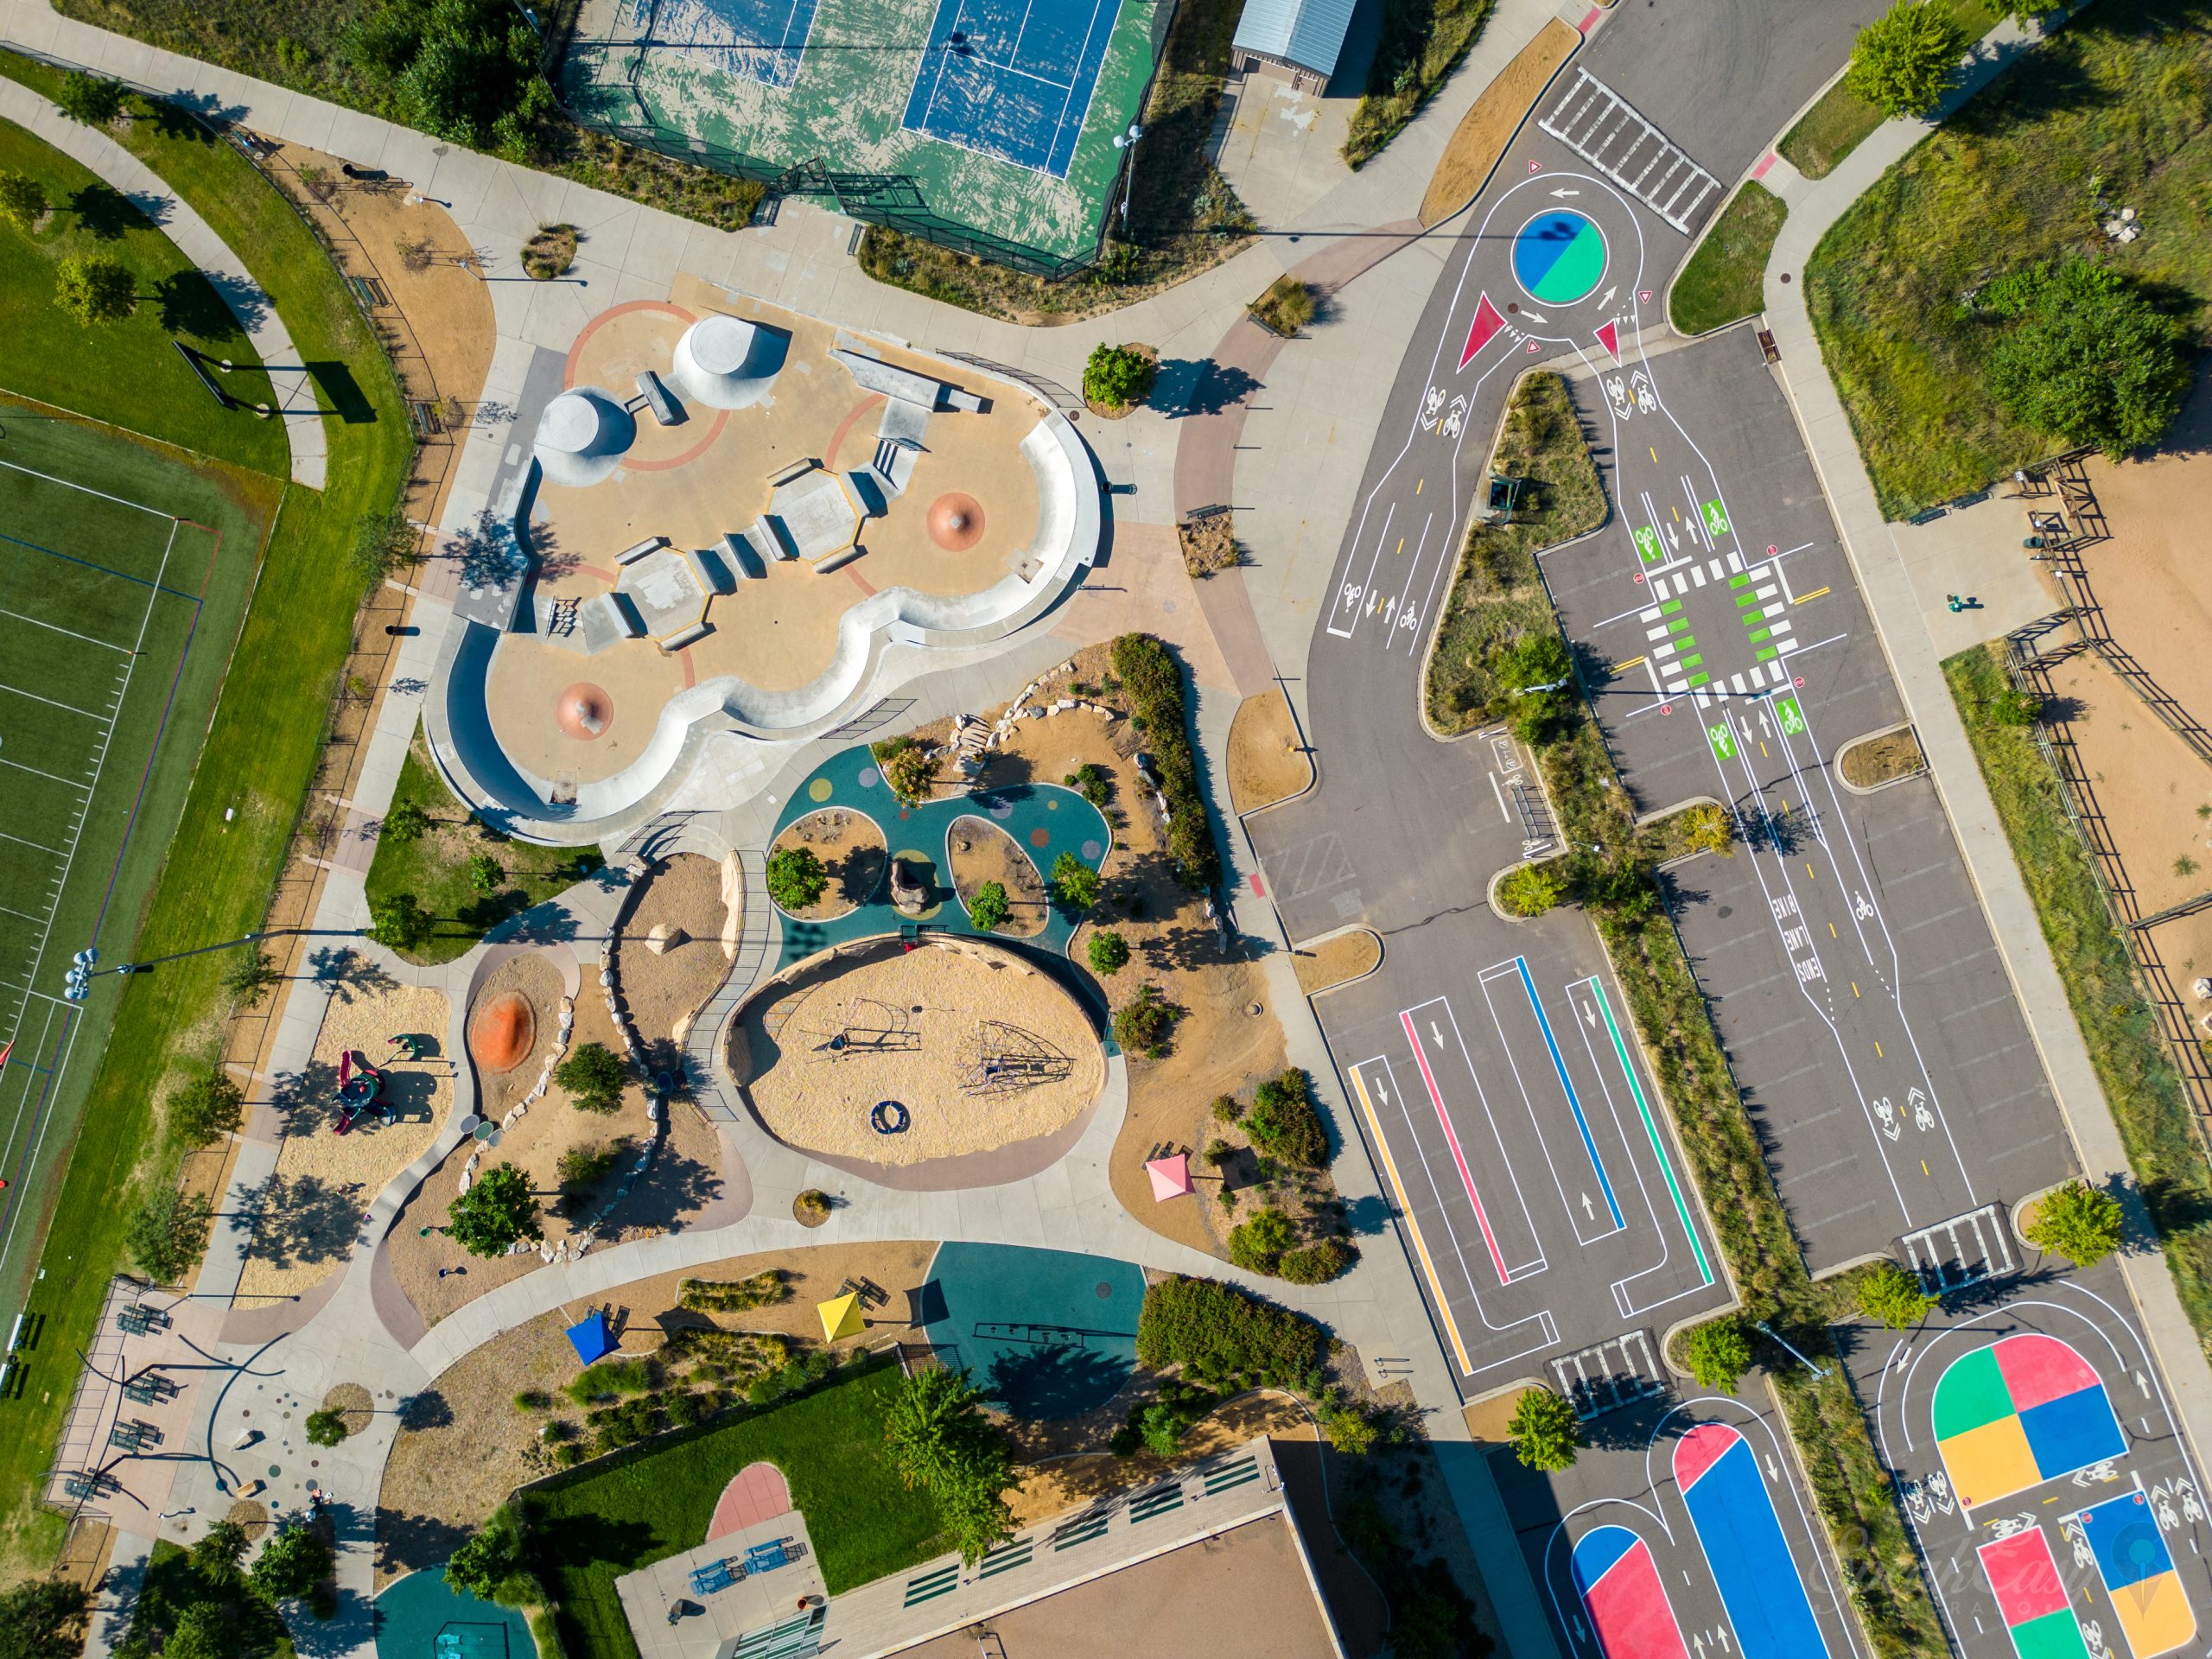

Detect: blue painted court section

[1515,957,1623,1230]
[1570,1524,1640,1589]
[375,1567,531,1658]
[921,1243,1143,1420]
[2021,1385,2128,1478]
[690,0,820,86]
[1676,1426,1831,1659]
[2080,1491,2177,1591]
[902,0,1123,176]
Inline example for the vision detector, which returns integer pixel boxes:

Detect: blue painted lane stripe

[1514,956,1623,1230]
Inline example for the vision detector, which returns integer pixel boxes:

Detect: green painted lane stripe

[1729,573,1751,588]
[1749,628,1770,643]
[1662,600,1683,614]
[1758,646,1779,661]
[1736,590,1761,607]
[1687,672,1709,688]
[1681,654,1701,669]
[1589,977,1711,1284]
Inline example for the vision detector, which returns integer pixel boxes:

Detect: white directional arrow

[1758,710,1774,741]
[1692,1636,1707,1659]
[1581,1192,1595,1221]
[1581,998,1598,1028]
[1765,1454,1779,1481]
[1552,187,1580,198]
[1572,1616,1590,1645]
[1432,1021,1445,1046]
[1523,308,1551,323]
[1599,286,1617,309]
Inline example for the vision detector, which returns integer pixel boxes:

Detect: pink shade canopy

[1146,1153,1194,1202]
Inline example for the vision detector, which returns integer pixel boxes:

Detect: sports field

[560,0,1163,261]
[0,408,270,1314]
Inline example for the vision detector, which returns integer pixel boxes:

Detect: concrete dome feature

[926,492,986,551]
[533,387,636,488]
[672,314,787,410]
[556,682,613,741]
[468,991,537,1073]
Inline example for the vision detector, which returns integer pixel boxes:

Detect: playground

[556,0,1161,264]
[918,1242,1142,1420]
[733,936,1104,1171]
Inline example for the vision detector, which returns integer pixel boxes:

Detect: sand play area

[611,852,736,1047]
[238,982,454,1302]
[734,938,1103,1167]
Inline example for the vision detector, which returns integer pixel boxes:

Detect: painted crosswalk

[1538,68,1723,232]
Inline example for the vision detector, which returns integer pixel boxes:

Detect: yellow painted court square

[1938,1415,2040,1509]
[2109,1573,2196,1658]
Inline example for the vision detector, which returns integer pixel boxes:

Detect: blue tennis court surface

[902,0,1124,177]
[677,0,820,87]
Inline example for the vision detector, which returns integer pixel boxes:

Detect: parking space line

[1349,1062,1473,1373]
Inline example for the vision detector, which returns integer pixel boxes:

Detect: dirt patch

[613,854,732,1049]
[1840,727,1926,790]
[768,810,887,920]
[1179,507,1240,579]
[1006,1392,1315,1524]
[1227,689,1311,814]
[467,951,569,1125]
[946,816,1049,938]
[524,223,579,280]
[2046,652,2212,917]
[238,982,454,1303]
[1293,931,1382,996]
[735,939,1102,1166]
[323,1382,374,1438]
[375,1239,935,1585]
[1421,21,1582,226]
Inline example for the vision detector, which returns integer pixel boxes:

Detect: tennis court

[0,411,267,1313]
[902,0,1123,177]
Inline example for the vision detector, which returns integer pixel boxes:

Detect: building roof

[1232,0,1360,79]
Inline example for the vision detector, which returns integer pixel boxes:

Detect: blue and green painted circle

[1512,210,1608,305]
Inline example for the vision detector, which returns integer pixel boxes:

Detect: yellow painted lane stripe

[1351,1067,1472,1374]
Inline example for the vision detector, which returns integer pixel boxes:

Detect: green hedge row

[1111,633,1220,889]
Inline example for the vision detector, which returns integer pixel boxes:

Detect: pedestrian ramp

[1551,1329,1666,1421]
[1538,69,1723,233]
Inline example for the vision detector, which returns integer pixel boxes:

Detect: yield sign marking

[1459,292,1507,371]
[1595,320,1619,359]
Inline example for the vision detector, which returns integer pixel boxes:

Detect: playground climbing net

[958,1021,1073,1096]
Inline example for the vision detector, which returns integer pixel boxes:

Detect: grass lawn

[1424,371,1609,734]
[1802,0,2212,518]
[1777,0,2002,179]
[1345,0,1497,169]
[1669,182,1786,335]
[0,50,411,1573]
[532,1363,943,1659]
[0,116,284,471]
[363,730,601,965]
[1945,646,2212,1342]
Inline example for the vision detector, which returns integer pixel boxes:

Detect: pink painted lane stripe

[1402,1010,1512,1284]
[1751,152,1777,181]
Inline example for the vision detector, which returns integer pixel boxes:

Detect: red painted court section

[1460,293,1509,371]
[1979,1529,2070,1626]
[1995,1333,2100,1413]
[1583,1538,1692,1659]
[707,1462,792,1541]
[1672,1421,1736,1491]
[1595,321,1620,360]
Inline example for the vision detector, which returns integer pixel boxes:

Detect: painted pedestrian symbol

[1773,694,1805,735]
[1706,723,1735,762]
[1700,499,1732,538]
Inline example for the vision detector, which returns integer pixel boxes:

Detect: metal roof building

[1231,0,1362,92]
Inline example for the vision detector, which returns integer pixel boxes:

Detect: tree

[351,507,419,585]
[883,1367,1017,1565]
[1138,1400,1189,1457]
[446,1161,541,1256]
[967,880,1010,932]
[382,799,431,843]
[1679,803,1735,858]
[1084,343,1155,410]
[1858,1260,1935,1330]
[765,845,828,911]
[189,1519,249,1581]
[0,170,48,232]
[53,255,135,327]
[2024,1179,2125,1268]
[1245,1069,1328,1167]
[368,892,433,952]
[1844,1,1967,117]
[556,1041,626,1114]
[467,852,503,893]
[224,946,283,1008]
[1113,982,1177,1058]
[162,1604,229,1659]
[250,1520,334,1601]
[934,1466,1018,1566]
[0,1577,89,1659]
[1228,1206,1295,1273]
[1985,259,2189,460]
[54,72,124,128]
[1683,1319,1752,1394]
[1498,630,1573,694]
[1087,928,1130,976]
[1051,851,1100,912]
[1990,689,2041,727]
[1497,863,1562,918]
[446,1509,536,1605]
[1507,1387,1583,1471]
[305,1406,351,1446]
[168,1070,245,1147]
[871,736,937,804]
[125,1186,212,1284]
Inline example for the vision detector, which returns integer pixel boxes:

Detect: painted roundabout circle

[1512,208,1609,307]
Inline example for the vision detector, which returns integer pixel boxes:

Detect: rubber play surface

[918,1242,1143,1419]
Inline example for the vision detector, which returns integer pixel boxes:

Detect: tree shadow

[610,1144,721,1233]
[201,267,269,332]
[372,1509,473,1580]
[240,1170,366,1269]
[397,1389,453,1430]
[443,508,530,591]
[984,1342,1132,1421]
[308,947,398,1003]
[1149,359,1263,420]
[264,1058,340,1138]
[158,270,245,342]
[67,182,144,239]
[498,901,583,945]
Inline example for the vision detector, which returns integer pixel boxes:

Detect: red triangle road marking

[1596,320,1620,359]
[1459,292,1507,371]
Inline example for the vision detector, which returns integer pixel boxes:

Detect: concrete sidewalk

[1758,0,2212,1484]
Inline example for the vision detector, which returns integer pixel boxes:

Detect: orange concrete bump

[468,992,537,1074]
[556,682,613,741]
[926,492,986,552]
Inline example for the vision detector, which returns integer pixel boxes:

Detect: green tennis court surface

[0,408,269,1314]
[558,0,1162,263]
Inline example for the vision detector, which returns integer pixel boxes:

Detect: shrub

[870,735,937,804]
[1682,1319,1752,1393]
[967,880,1011,931]
[1110,634,1218,887]
[368,892,434,951]
[1991,689,2043,727]
[1083,343,1156,410]
[304,1407,351,1446]
[349,0,555,160]
[1497,863,1563,918]
[1245,1069,1328,1168]
[1136,1275,1325,1389]
[795,1188,832,1222]
[2024,1180,2126,1268]
[446,1161,541,1257]
[677,1270,790,1312]
[513,1389,551,1411]
[556,1042,626,1114]
[1844,0,1967,117]
[1249,276,1316,336]
[0,169,48,232]
[467,852,503,893]
[1063,763,1110,807]
[168,1070,245,1147]
[1984,259,2189,460]
[1113,982,1177,1058]
[1319,1402,1378,1453]
[766,845,828,911]
[1051,851,1100,912]
[125,1186,212,1285]
[1678,803,1735,858]
[1507,1387,1583,1471]
[54,72,124,127]
[382,799,431,843]
[1858,1260,1935,1330]
[1211,1092,1242,1125]
[53,255,136,327]
[565,1356,653,1402]
[1278,1238,1356,1284]
[250,1521,334,1600]
[1087,929,1131,976]
[1228,1206,1295,1273]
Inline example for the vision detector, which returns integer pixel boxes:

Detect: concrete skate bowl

[423,410,1101,847]
[726,934,1105,1192]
